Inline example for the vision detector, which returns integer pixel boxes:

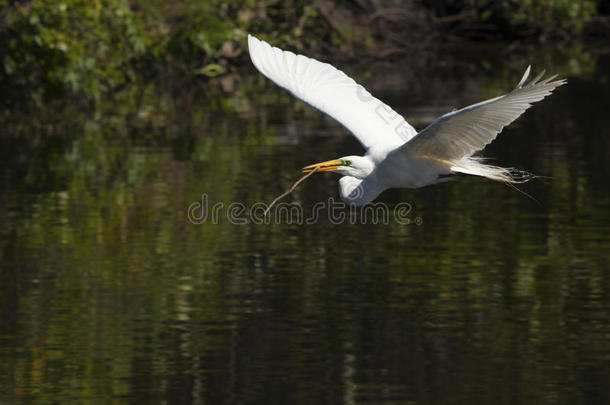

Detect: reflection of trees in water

[1,41,609,404]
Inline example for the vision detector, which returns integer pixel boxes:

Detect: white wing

[248,35,416,150]
[396,66,566,160]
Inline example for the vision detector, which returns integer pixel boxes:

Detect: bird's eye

[341,159,352,166]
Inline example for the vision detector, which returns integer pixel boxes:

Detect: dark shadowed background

[1,1,609,404]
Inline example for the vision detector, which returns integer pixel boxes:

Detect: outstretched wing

[396,66,566,160]
[248,35,416,151]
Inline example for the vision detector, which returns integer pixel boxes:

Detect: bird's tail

[449,157,534,183]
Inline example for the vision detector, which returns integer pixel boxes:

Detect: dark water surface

[1,44,610,404]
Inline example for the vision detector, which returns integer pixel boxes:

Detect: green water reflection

[1,44,609,404]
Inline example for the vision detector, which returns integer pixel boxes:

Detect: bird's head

[302,156,374,179]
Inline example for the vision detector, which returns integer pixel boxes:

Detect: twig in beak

[263,166,319,217]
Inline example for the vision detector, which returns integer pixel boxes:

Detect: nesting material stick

[263,166,319,216]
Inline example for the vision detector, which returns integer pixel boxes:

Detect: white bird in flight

[248,35,565,205]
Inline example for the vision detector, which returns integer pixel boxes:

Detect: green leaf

[195,64,225,77]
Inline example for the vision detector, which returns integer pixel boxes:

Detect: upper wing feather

[248,35,417,150]
[396,66,566,160]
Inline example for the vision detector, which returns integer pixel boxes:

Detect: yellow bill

[302,159,344,173]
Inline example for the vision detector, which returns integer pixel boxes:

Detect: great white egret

[248,35,565,205]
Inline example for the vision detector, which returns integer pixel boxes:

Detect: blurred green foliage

[0,0,332,108]
[0,0,605,109]
[1,0,149,105]
[497,0,598,37]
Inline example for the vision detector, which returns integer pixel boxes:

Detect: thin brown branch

[263,166,319,217]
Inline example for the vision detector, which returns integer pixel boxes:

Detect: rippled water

[1,44,609,404]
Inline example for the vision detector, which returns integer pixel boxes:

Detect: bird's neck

[338,176,384,206]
